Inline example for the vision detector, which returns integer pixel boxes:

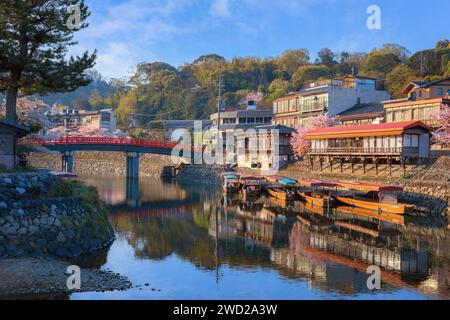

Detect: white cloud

[210,0,231,18]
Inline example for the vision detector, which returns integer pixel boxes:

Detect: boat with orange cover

[334,181,413,215]
[296,178,336,208]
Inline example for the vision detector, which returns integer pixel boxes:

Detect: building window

[239,118,247,124]
[438,88,443,96]
[419,90,422,98]
[247,117,255,124]
[447,89,450,96]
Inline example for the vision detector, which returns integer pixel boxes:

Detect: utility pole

[217,76,223,134]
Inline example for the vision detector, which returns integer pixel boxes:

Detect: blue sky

[73,0,450,79]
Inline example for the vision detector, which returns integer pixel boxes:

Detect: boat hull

[335,196,408,214]
[266,187,295,201]
[297,191,332,208]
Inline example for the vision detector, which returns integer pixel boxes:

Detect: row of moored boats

[222,173,414,215]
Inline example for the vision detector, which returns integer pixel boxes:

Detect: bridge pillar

[126,177,141,208]
[61,151,77,173]
[126,152,140,179]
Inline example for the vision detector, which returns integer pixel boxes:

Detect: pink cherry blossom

[290,114,338,158]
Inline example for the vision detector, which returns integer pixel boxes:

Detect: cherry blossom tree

[290,114,339,158]
[46,125,126,139]
[432,106,450,146]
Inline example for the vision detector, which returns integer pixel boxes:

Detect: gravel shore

[0,258,131,299]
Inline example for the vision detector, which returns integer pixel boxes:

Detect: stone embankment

[0,173,115,258]
[27,151,173,177]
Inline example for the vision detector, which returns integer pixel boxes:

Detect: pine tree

[0,0,96,123]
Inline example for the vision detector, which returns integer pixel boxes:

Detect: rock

[0,202,7,209]
[56,232,66,243]
[4,178,12,184]
[16,187,26,195]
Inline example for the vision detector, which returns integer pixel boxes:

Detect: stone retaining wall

[176,165,227,184]
[27,152,173,177]
[0,173,115,258]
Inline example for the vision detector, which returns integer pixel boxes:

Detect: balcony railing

[299,103,328,113]
[309,147,420,156]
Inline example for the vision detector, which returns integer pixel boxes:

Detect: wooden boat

[221,172,241,194]
[266,185,296,201]
[297,190,333,208]
[336,206,406,225]
[240,176,263,197]
[335,181,413,215]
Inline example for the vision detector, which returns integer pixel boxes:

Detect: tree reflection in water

[81,176,449,299]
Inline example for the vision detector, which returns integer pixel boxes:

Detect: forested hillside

[3,40,449,128]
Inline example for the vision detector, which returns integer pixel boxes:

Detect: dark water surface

[72,176,449,300]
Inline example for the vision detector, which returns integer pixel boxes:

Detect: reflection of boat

[334,181,413,215]
[221,172,241,194]
[297,190,333,208]
[266,185,296,201]
[268,195,289,208]
[240,176,263,197]
[336,205,406,225]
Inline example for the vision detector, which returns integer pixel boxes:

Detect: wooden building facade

[305,121,432,175]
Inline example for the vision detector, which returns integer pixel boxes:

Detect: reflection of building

[383,77,450,127]
[273,75,390,128]
[50,108,117,132]
[271,220,431,295]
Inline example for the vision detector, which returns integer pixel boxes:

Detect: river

[70,176,449,300]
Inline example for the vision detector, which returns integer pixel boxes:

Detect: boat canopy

[222,173,240,180]
[297,178,338,188]
[337,181,404,193]
[241,176,262,185]
[279,178,298,186]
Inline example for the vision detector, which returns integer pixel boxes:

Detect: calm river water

[71,176,449,300]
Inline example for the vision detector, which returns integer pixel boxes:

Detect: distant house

[0,119,30,169]
[49,108,117,133]
[336,103,385,126]
[163,120,213,140]
[235,124,295,169]
[273,75,390,128]
[383,77,450,126]
[306,121,432,173]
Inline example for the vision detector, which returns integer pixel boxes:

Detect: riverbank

[27,152,173,178]
[0,173,115,258]
[0,258,131,298]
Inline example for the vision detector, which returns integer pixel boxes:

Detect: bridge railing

[39,137,204,152]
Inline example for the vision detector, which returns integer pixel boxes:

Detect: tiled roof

[306,121,432,139]
[337,103,384,118]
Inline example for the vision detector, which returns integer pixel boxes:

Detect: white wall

[327,87,391,115]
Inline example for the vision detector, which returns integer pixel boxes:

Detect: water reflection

[79,176,449,300]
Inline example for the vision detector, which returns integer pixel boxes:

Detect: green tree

[379,43,410,63]
[385,65,418,98]
[116,91,137,126]
[88,89,104,110]
[292,65,330,90]
[0,0,96,122]
[317,48,336,67]
[362,53,401,78]
[436,39,450,49]
[274,49,310,80]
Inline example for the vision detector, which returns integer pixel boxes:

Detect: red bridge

[40,137,201,178]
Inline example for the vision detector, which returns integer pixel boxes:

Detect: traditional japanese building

[0,119,30,169]
[305,121,432,174]
[273,75,390,128]
[383,77,450,127]
[336,103,385,126]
